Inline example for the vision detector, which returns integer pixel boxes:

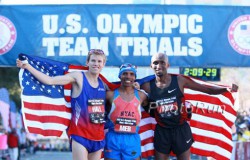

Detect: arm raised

[16,59,77,85]
[179,75,228,95]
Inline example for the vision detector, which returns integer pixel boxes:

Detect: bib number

[156,97,179,117]
[88,99,105,124]
[114,118,136,133]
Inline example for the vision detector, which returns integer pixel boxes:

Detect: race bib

[156,97,179,117]
[88,99,105,124]
[114,118,136,133]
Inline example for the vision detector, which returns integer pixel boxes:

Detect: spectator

[18,128,27,158]
[238,123,250,142]
[244,116,250,130]
[7,129,19,160]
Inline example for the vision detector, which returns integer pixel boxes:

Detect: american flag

[19,54,237,160]
[187,83,236,160]
[19,53,72,137]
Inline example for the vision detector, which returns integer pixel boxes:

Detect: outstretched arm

[178,75,236,95]
[16,59,77,85]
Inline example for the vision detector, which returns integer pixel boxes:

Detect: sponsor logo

[186,138,192,143]
[98,87,105,91]
[0,16,17,55]
[228,15,250,55]
[131,151,137,156]
[168,88,176,93]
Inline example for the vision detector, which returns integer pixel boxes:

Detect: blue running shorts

[104,131,141,159]
[71,135,105,153]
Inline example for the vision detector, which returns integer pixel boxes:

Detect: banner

[1,5,250,66]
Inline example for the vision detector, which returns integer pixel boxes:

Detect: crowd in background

[0,87,71,160]
[233,110,250,142]
[0,126,70,160]
[0,127,35,160]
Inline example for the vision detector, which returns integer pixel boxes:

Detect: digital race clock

[179,67,220,81]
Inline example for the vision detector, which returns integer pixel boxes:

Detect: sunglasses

[120,63,137,70]
[88,49,105,55]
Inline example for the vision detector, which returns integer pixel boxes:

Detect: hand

[133,82,140,90]
[16,59,28,69]
[230,84,238,92]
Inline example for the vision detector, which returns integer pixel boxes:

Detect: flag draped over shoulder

[137,75,237,160]
[19,54,236,160]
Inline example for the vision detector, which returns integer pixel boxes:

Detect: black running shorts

[154,122,194,156]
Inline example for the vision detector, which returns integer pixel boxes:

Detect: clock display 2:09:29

[183,68,218,77]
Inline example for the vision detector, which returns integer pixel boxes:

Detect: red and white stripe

[139,109,156,158]
[185,83,236,160]
[20,69,71,137]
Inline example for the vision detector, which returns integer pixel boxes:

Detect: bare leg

[88,149,103,160]
[155,150,169,160]
[177,149,191,160]
[72,139,88,160]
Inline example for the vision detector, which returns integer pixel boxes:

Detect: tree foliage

[0,67,21,109]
